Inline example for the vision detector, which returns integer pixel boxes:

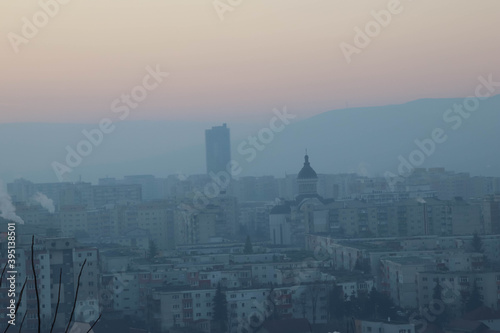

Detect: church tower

[297,153,318,197]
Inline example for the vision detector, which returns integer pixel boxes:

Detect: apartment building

[416,270,500,312]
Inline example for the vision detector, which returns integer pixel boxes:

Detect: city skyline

[1,1,499,332]
[1,94,499,184]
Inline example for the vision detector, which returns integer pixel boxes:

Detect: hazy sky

[1,0,499,124]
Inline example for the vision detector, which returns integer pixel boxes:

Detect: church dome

[297,154,318,179]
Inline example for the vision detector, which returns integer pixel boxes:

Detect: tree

[308,281,323,325]
[212,283,228,332]
[367,287,381,319]
[376,292,394,319]
[432,281,449,327]
[329,286,391,322]
[354,258,371,274]
[244,235,253,254]
[354,258,363,271]
[471,232,484,253]
[148,240,158,259]
[465,281,483,313]
[433,280,443,301]
[329,285,346,321]
[354,289,372,319]
[266,287,281,321]
[366,287,394,320]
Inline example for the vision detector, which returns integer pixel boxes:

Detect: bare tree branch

[0,261,7,289]
[19,310,28,333]
[4,235,101,333]
[49,268,63,333]
[65,259,87,333]
[86,313,103,333]
[31,235,41,333]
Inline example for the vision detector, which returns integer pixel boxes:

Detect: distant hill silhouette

[1,95,499,183]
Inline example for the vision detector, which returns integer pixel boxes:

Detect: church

[269,153,334,246]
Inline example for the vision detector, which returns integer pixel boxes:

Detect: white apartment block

[416,270,500,312]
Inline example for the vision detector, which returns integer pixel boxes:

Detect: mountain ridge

[1,95,499,183]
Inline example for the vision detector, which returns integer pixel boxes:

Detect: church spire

[298,152,317,180]
[297,152,318,197]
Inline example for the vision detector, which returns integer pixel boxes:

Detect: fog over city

[1,1,500,333]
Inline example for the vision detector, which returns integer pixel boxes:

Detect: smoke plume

[33,192,56,214]
[0,181,24,224]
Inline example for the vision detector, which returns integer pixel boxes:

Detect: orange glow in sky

[1,0,499,124]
